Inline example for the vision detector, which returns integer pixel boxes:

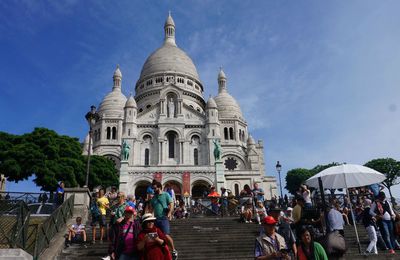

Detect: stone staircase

[56,216,400,260]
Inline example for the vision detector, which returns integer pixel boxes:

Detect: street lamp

[276,161,283,199]
[85,105,99,188]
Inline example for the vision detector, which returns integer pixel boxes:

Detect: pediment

[137,105,159,122]
[182,106,206,122]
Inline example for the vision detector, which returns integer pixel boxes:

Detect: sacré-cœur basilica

[83,13,278,201]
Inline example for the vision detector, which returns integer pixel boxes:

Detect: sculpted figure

[212,139,222,161]
[122,140,131,160]
[168,98,175,118]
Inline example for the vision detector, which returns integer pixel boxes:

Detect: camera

[148,232,158,239]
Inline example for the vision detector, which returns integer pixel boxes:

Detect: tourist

[269,208,297,258]
[284,207,294,223]
[164,184,176,206]
[255,201,267,225]
[300,184,312,208]
[362,199,378,255]
[254,216,289,260]
[174,200,188,219]
[92,188,109,243]
[252,183,265,205]
[220,187,229,216]
[110,206,140,260]
[242,200,253,223]
[297,227,328,260]
[147,181,178,260]
[137,213,172,260]
[207,186,220,215]
[126,194,136,208]
[66,216,86,247]
[110,192,128,242]
[328,202,345,236]
[106,186,119,207]
[370,191,397,254]
[56,181,65,206]
[292,197,305,227]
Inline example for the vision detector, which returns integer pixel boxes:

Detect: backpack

[90,201,101,218]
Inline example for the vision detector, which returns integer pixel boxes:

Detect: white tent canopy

[306,164,386,189]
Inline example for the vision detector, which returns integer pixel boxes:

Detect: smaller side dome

[206,96,217,109]
[247,135,255,145]
[125,95,137,108]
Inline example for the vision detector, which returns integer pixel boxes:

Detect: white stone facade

[84,14,278,200]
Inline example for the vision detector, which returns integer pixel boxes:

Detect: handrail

[32,194,74,259]
[0,200,30,250]
[0,191,53,204]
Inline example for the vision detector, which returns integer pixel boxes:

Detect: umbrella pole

[346,188,361,254]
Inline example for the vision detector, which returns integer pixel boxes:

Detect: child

[66,217,87,247]
[255,201,267,224]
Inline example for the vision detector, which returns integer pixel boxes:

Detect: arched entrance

[164,180,182,201]
[191,180,211,198]
[135,180,151,200]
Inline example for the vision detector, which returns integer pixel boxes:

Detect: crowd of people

[65,181,180,260]
[62,180,400,260]
[252,182,400,259]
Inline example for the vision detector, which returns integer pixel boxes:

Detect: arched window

[239,130,242,141]
[168,132,176,158]
[144,148,150,166]
[128,129,131,136]
[224,127,228,140]
[229,127,234,140]
[98,130,101,141]
[194,148,199,165]
[234,184,239,197]
[94,130,97,141]
[106,127,111,140]
[112,127,117,139]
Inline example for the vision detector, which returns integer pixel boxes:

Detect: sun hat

[142,213,157,223]
[363,199,372,207]
[262,216,278,225]
[124,206,135,213]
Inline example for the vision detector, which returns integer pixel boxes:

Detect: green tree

[0,128,118,191]
[364,158,400,200]
[285,168,313,195]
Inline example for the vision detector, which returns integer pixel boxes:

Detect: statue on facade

[168,98,175,118]
[121,140,131,161]
[212,139,222,161]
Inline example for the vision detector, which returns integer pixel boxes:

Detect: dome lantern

[164,11,176,46]
[218,67,227,93]
[113,64,122,90]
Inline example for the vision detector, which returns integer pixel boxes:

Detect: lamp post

[276,161,283,199]
[85,105,99,188]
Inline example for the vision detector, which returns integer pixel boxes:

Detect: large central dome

[140,44,199,80]
[138,13,200,83]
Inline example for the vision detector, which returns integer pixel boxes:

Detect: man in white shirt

[328,202,345,236]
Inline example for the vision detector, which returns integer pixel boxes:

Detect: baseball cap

[125,206,135,213]
[262,216,277,225]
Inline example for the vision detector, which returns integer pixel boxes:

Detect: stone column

[119,161,129,194]
[215,160,226,192]
[158,141,163,164]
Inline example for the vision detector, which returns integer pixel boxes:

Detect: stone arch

[160,87,181,100]
[138,130,157,141]
[186,129,203,142]
[160,127,183,139]
[191,179,212,198]
[231,181,241,197]
[134,179,152,200]
[163,180,182,200]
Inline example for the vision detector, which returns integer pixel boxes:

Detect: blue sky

[1,1,400,196]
